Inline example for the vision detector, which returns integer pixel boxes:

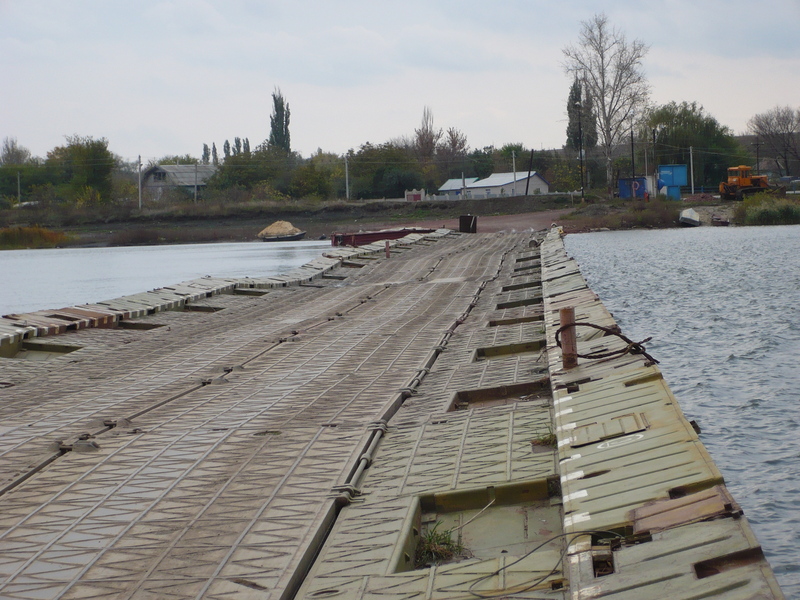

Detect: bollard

[559,307,578,369]
[385,240,390,258]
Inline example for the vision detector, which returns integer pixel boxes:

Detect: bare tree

[748,105,800,176]
[441,127,469,157]
[435,127,469,180]
[563,13,649,185]
[1,137,32,165]
[414,106,442,160]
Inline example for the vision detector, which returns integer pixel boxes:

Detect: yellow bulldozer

[719,165,784,200]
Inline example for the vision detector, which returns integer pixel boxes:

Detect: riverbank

[0,194,744,249]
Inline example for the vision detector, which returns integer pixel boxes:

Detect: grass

[733,194,800,225]
[0,225,70,250]
[562,199,681,232]
[415,521,464,568]
[531,425,557,448]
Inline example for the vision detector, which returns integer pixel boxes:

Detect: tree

[437,127,470,180]
[0,139,48,203]
[223,140,231,159]
[288,160,332,199]
[233,137,242,156]
[202,144,210,165]
[645,101,750,187]
[347,142,422,199]
[563,13,650,185]
[46,135,116,202]
[268,88,291,154]
[1,137,32,165]
[212,143,218,166]
[414,106,442,161]
[747,105,800,176]
[154,154,198,165]
[468,146,496,179]
[565,79,598,151]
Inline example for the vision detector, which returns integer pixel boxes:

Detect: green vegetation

[531,425,557,448]
[734,194,800,225]
[562,199,681,232]
[415,522,464,568]
[0,225,70,249]
[644,102,751,188]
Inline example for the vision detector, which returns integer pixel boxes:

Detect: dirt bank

[55,196,576,246]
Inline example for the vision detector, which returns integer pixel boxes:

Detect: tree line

[2,18,798,209]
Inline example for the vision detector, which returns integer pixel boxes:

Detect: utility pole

[512,150,516,196]
[525,149,534,196]
[631,125,636,199]
[17,171,21,205]
[138,155,142,210]
[652,128,657,177]
[753,137,762,174]
[194,162,198,203]
[630,128,635,179]
[344,155,350,201]
[690,146,695,195]
[577,101,585,202]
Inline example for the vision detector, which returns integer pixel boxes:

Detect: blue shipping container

[658,164,688,187]
[618,177,647,199]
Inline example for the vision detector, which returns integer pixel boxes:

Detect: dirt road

[339,208,575,235]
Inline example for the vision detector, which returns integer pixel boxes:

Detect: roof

[468,171,548,189]
[144,164,218,186]
[438,177,479,192]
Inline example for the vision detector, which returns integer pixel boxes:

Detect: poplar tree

[268,88,291,154]
[566,79,598,151]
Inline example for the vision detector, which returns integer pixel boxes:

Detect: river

[566,225,800,597]
[0,240,330,316]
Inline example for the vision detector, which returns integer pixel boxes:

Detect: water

[0,240,330,315]
[566,226,800,597]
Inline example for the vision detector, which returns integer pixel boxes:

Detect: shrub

[735,194,800,226]
[0,225,69,249]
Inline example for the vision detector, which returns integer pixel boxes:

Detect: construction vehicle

[719,165,783,200]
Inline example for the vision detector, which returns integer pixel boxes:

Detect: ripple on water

[566,226,800,597]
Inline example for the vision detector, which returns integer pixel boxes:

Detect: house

[465,171,549,198]
[142,164,218,200]
[437,177,479,198]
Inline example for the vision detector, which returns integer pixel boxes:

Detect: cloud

[1,0,798,161]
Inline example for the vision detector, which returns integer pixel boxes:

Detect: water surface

[566,226,800,596]
[0,240,330,315]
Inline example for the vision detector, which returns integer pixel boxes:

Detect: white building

[465,172,549,198]
[437,177,479,199]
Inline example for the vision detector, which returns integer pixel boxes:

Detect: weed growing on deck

[531,425,557,448]
[415,522,464,568]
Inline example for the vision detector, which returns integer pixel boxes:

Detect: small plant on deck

[531,425,557,448]
[415,521,464,568]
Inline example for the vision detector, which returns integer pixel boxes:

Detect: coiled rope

[555,322,660,365]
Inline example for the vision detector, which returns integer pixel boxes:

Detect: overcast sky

[2,0,799,163]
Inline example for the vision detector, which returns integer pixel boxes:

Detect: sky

[2,0,799,163]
